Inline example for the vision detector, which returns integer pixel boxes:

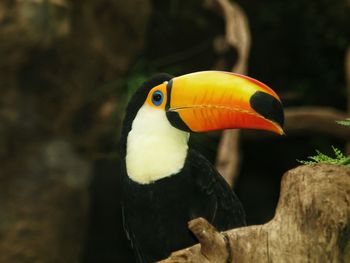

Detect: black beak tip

[250,91,284,129]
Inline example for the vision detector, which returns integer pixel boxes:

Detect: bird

[119,71,284,263]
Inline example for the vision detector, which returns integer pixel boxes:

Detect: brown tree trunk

[159,164,350,263]
[0,1,151,262]
[0,139,91,263]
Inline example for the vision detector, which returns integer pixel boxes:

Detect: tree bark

[242,107,350,141]
[159,164,350,263]
[0,139,91,263]
[0,1,151,262]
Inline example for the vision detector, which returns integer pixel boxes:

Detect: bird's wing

[121,163,146,263]
[122,203,145,263]
[187,149,246,229]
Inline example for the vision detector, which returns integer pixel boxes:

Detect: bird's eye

[152,90,164,106]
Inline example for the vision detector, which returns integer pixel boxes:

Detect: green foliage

[336,118,350,126]
[298,146,350,166]
[298,119,350,166]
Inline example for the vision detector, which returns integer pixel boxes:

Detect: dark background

[0,0,349,262]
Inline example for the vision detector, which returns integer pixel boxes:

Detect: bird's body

[120,71,284,262]
[121,149,245,262]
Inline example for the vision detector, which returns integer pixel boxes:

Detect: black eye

[152,90,164,106]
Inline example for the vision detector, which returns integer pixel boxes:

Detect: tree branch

[159,164,350,263]
[242,107,350,140]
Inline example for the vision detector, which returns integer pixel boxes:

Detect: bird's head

[126,71,284,134]
[121,71,284,183]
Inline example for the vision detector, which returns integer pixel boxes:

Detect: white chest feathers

[126,105,190,184]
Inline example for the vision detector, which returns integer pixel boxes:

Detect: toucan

[120,71,284,263]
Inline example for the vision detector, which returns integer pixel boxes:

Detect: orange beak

[165,71,284,135]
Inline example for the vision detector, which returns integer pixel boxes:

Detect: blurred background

[0,0,349,262]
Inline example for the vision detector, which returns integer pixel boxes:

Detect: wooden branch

[285,107,350,137]
[242,107,350,140]
[159,164,350,263]
[215,130,241,187]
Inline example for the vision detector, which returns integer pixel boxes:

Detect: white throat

[126,105,190,184]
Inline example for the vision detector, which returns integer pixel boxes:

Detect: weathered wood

[242,107,350,141]
[215,130,241,186]
[0,1,151,262]
[0,139,91,263]
[285,107,350,138]
[159,164,350,263]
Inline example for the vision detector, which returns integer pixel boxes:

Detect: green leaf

[297,146,350,166]
[336,118,350,126]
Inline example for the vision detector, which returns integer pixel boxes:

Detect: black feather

[120,75,246,263]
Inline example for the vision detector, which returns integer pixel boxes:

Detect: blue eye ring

[152,90,164,106]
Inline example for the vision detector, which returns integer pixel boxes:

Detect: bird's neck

[126,105,190,184]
